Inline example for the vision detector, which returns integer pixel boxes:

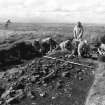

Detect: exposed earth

[0,23,104,105]
[0,51,96,105]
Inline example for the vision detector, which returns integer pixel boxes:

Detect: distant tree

[4,19,11,29]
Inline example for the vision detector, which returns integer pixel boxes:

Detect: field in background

[0,23,105,44]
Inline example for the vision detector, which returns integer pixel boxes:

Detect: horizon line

[0,21,105,24]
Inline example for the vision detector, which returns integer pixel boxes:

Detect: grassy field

[0,23,105,44]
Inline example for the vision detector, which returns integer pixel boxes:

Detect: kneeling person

[98,43,105,55]
[78,40,90,57]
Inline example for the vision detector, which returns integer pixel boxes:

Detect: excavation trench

[16,54,96,105]
[0,51,96,105]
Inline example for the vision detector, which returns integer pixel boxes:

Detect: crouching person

[78,40,90,57]
[98,43,105,55]
[72,39,90,57]
[59,40,73,51]
[97,43,105,62]
[41,37,57,54]
[54,39,73,52]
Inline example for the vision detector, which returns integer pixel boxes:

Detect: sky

[0,0,105,23]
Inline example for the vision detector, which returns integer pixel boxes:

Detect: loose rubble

[0,52,95,105]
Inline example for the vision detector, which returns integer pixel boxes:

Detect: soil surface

[85,62,105,105]
[0,51,95,105]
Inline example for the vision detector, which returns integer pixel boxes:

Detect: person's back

[59,40,72,51]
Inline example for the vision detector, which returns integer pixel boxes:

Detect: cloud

[0,0,104,23]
